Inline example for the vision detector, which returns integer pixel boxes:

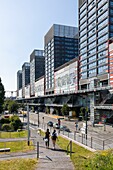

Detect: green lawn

[0,130,27,138]
[57,136,93,170]
[0,140,34,152]
[0,158,37,170]
[57,136,113,170]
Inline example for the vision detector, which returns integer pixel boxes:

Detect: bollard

[70,141,72,158]
[82,134,83,144]
[37,142,39,159]
[103,141,105,150]
[63,129,64,135]
[91,137,92,148]
[68,132,69,137]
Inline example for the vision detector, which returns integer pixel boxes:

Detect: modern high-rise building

[79,0,113,90]
[30,49,45,96]
[44,24,78,94]
[17,70,22,97]
[22,62,30,98]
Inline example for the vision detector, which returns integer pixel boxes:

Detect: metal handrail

[67,140,72,158]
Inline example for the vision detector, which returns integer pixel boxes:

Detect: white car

[53,123,59,129]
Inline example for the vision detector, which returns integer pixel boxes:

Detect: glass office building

[79,0,113,90]
[44,24,78,94]
[22,62,30,98]
[30,50,44,96]
[17,70,22,97]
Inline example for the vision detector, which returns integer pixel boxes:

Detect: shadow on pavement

[50,148,75,153]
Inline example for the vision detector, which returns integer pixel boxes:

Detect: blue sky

[0,0,78,94]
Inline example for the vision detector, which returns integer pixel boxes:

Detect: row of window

[81,48,108,60]
[80,0,107,15]
[80,33,108,50]
[81,58,107,71]
[80,8,108,26]
[81,65,108,79]
[80,41,107,55]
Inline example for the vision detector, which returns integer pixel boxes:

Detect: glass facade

[30,50,44,96]
[79,0,113,87]
[17,70,22,94]
[44,24,78,94]
[22,62,30,98]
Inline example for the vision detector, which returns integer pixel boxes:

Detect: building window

[98,65,108,74]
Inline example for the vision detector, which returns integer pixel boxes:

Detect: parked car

[47,121,53,127]
[60,125,71,132]
[53,123,60,129]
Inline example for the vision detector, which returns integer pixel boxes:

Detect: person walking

[51,129,58,149]
[44,129,50,148]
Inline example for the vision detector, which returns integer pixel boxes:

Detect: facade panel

[35,77,44,97]
[54,59,78,94]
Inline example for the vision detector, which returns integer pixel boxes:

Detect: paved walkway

[35,133,74,170]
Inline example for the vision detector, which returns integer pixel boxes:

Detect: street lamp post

[37,109,39,127]
[85,111,88,140]
[27,104,30,146]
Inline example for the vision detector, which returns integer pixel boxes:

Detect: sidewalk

[35,134,74,170]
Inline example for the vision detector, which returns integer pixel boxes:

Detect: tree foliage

[61,104,69,116]
[8,100,19,113]
[10,115,22,131]
[0,78,5,113]
[45,106,49,114]
[80,107,88,120]
[3,99,10,111]
[0,115,22,131]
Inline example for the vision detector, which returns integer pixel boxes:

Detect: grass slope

[0,130,27,138]
[0,158,37,170]
[57,136,113,170]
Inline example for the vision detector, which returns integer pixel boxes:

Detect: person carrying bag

[51,129,58,149]
[44,129,50,148]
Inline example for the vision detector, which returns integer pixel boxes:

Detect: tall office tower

[17,70,22,97]
[30,49,44,96]
[22,62,30,98]
[44,24,78,94]
[79,0,113,90]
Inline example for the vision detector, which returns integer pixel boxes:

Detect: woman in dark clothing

[51,129,58,149]
[44,129,50,148]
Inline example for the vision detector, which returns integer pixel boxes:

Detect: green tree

[8,100,19,113]
[0,78,5,114]
[3,99,10,111]
[45,106,49,114]
[10,115,22,131]
[61,104,69,116]
[80,107,88,120]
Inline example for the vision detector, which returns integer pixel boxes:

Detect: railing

[67,140,72,158]
[36,122,113,151]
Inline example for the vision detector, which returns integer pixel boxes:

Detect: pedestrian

[44,129,50,148]
[51,129,58,149]
[75,123,78,131]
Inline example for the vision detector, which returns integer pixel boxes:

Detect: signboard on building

[54,60,78,94]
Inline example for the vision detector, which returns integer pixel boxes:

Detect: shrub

[10,115,22,131]
[2,123,13,131]
[85,152,113,170]
[0,118,10,124]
